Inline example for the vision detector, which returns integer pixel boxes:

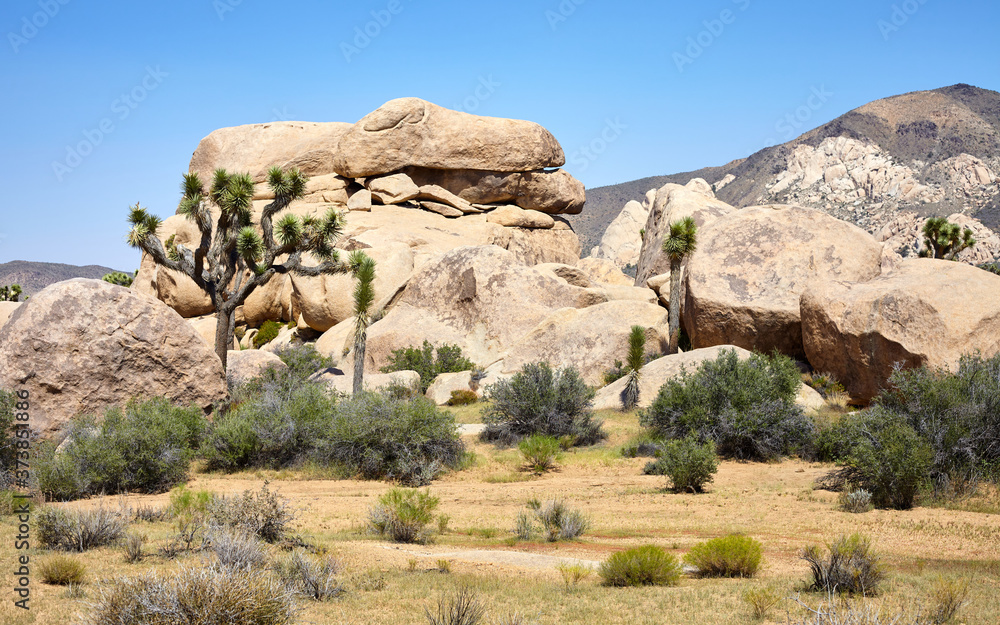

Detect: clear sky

[2,0,998,269]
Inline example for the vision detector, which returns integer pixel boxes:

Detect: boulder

[796,384,827,413]
[487,206,555,229]
[333,98,565,178]
[426,371,475,405]
[420,201,464,218]
[189,121,352,191]
[0,302,20,328]
[534,263,592,288]
[592,200,649,269]
[260,324,298,353]
[634,180,736,286]
[402,167,585,214]
[801,258,1000,403]
[498,300,671,386]
[364,246,598,371]
[486,226,581,266]
[0,279,227,438]
[310,368,421,395]
[417,185,478,214]
[576,258,634,286]
[366,173,420,204]
[347,188,372,212]
[132,214,214,318]
[593,346,753,411]
[188,315,236,349]
[684,205,884,359]
[243,273,296,326]
[315,316,356,366]
[226,350,287,388]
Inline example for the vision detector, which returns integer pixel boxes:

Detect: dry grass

[3,409,1000,624]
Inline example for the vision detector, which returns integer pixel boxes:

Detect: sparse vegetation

[683,534,763,578]
[644,436,718,493]
[599,545,682,587]
[838,489,874,513]
[425,586,486,625]
[367,488,440,544]
[207,483,295,543]
[37,506,127,552]
[481,361,605,447]
[39,555,87,585]
[518,434,562,473]
[663,216,698,355]
[381,340,477,393]
[275,550,342,601]
[621,325,647,410]
[516,499,588,542]
[802,533,886,596]
[101,271,133,287]
[0,283,23,302]
[207,527,268,570]
[556,562,593,590]
[741,585,782,620]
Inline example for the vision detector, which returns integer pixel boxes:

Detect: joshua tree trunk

[352,329,367,396]
[214,303,236,372]
[667,258,682,355]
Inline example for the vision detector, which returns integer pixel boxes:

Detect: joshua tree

[127,167,349,371]
[350,252,376,397]
[0,284,22,302]
[621,325,646,410]
[662,216,698,355]
[920,217,975,260]
[102,271,134,287]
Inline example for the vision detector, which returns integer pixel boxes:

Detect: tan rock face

[315,316,356,366]
[801,258,1000,403]
[0,302,20,329]
[486,206,555,229]
[684,205,884,359]
[425,371,475,405]
[575,258,634,286]
[402,167,585,215]
[0,279,227,438]
[498,301,670,386]
[592,200,649,269]
[333,98,565,178]
[366,173,420,204]
[634,180,736,286]
[226,350,287,388]
[189,121,352,188]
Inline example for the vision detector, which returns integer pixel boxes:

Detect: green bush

[35,398,207,500]
[253,320,283,348]
[380,340,476,393]
[640,349,814,461]
[481,362,605,447]
[518,435,562,473]
[644,436,717,493]
[841,417,932,510]
[82,566,297,625]
[683,534,763,578]
[598,545,682,587]
[169,484,216,518]
[446,390,478,406]
[367,488,440,543]
[39,555,87,585]
[274,344,334,383]
[38,506,127,551]
[802,533,885,596]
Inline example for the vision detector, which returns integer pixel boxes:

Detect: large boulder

[364,246,599,371]
[425,371,475,405]
[801,258,1000,403]
[497,301,670,386]
[402,167,585,214]
[684,205,884,359]
[591,200,649,269]
[333,98,565,178]
[0,302,20,329]
[132,214,214,318]
[634,180,735,286]
[226,350,287,388]
[593,346,752,410]
[0,280,227,438]
[188,121,352,190]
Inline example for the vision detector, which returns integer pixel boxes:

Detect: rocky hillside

[0,261,126,297]
[575,84,1000,260]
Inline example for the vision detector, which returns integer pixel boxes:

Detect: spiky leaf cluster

[662,216,698,261]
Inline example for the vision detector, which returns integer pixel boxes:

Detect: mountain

[0,261,127,298]
[568,84,1000,256]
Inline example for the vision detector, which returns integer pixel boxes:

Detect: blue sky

[2,0,998,269]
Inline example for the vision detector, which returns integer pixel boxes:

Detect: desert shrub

[802,533,885,596]
[35,398,207,500]
[516,499,588,542]
[599,545,682,587]
[253,320,283,348]
[207,483,295,544]
[640,349,814,461]
[274,343,334,383]
[481,362,605,447]
[838,489,874,514]
[0,389,18,490]
[803,371,847,399]
[620,434,663,458]
[83,566,297,625]
[39,555,87,585]
[556,562,593,589]
[38,506,127,551]
[742,585,782,620]
[276,550,342,601]
[518,435,562,473]
[381,340,476,393]
[928,576,970,625]
[123,532,145,563]
[683,534,763,578]
[602,360,627,386]
[644,436,717,493]
[367,488,440,543]
[169,484,216,518]
[446,390,479,406]
[208,527,268,570]
[425,586,486,625]
[317,392,465,485]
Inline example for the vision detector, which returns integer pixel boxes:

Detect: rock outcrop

[590,200,649,269]
[801,258,1000,403]
[0,280,227,438]
[684,205,884,358]
[401,167,585,214]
